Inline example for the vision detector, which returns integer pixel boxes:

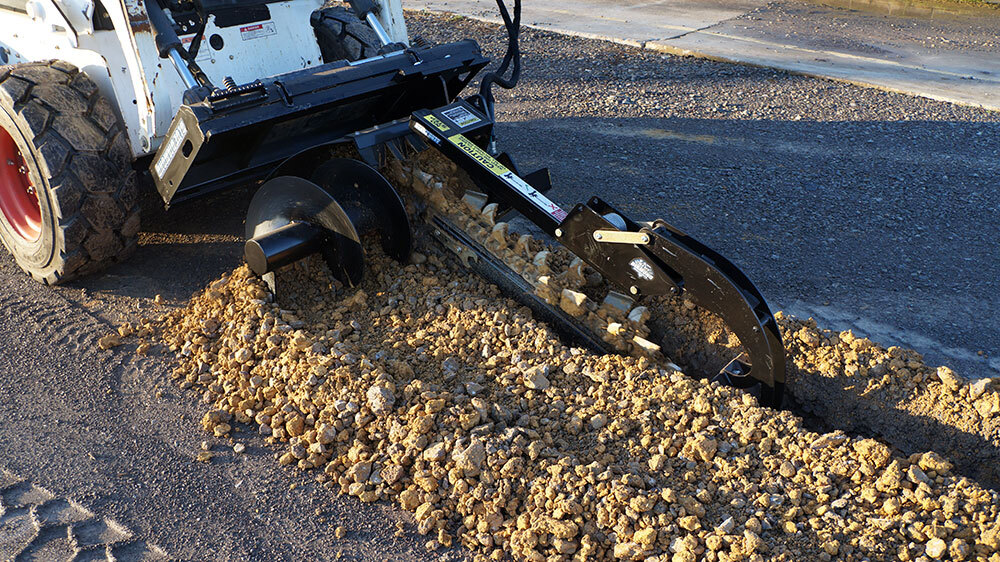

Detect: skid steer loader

[0,0,786,405]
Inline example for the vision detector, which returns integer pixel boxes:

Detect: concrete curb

[406,4,1000,112]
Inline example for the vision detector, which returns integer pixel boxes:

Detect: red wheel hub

[0,127,40,242]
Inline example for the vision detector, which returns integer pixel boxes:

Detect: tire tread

[0,60,138,284]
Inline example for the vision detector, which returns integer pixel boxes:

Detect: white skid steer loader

[0,0,788,406]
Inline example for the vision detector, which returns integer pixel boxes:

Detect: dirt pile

[781,316,1000,488]
[148,251,1000,562]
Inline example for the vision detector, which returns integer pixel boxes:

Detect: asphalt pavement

[1,8,998,560]
[406,0,1000,109]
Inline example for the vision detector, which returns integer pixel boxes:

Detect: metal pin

[630,285,638,295]
[554,228,562,237]
[594,232,603,241]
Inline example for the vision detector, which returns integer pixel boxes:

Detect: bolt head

[594,232,603,240]
[629,285,638,295]
[555,228,562,237]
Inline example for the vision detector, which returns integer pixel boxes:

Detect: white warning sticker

[441,105,481,128]
[180,35,211,62]
[240,21,277,41]
[154,120,187,180]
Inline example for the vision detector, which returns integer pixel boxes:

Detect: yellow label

[425,115,451,133]
[448,134,509,176]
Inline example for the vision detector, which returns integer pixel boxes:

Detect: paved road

[1,10,998,559]
[407,0,1000,109]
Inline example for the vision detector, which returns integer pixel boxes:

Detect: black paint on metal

[244,160,410,288]
[151,40,489,204]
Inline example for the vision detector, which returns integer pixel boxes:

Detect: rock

[590,413,608,430]
[545,519,578,539]
[523,366,550,391]
[634,528,657,547]
[233,443,246,454]
[381,464,404,485]
[678,515,700,531]
[918,451,952,474]
[743,530,764,553]
[811,432,848,449]
[334,526,347,539]
[937,366,961,390]
[285,416,304,437]
[981,524,1000,549]
[233,347,252,363]
[367,384,395,416]
[454,440,486,476]
[648,454,667,471]
[949,538,970,561]
[924,537,947,559]
[685,435,717,462]
[414,502,435,522]
[612,541,643,559]
[98,333,121,350]
[559,289,588,317]
[627,306,649,325]
[423,442,447,462]
[399,487,421,510]
[692,395,712,415]
[907,464,933,487]
[716,517,735,534]
[779,460,796,478]
[970,378,991,400]
[346,461,372,484]
[196,451,214,463]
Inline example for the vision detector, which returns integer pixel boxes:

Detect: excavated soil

[113,151,1000,562]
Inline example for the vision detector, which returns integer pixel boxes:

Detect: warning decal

[441,105,481,128]
[425,115,451,133]
[240,21,277,41]
[448,133,567,222]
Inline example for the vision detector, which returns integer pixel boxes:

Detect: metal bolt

[554,228,562,238]
[26,186,35,194]
[594,232,603,241]
[669,287,677,294]
[640,234,650,244]
[629,285,638,295]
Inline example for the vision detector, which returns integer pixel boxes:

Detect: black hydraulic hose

[187,0,208,60]
[478,0,521,123]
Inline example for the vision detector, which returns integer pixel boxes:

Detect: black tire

[0,60,139,284]
[311,7,381,63]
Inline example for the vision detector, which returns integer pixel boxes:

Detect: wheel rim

[0,126,41,242]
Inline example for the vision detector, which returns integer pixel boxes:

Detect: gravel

[141,146,1000,561]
